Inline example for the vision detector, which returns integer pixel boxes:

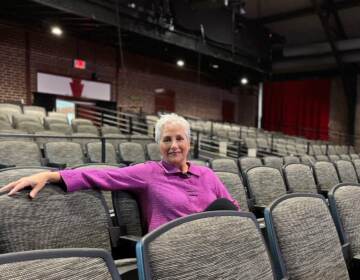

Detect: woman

[0,113,239,232]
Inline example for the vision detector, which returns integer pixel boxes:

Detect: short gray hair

[155,113,191,143]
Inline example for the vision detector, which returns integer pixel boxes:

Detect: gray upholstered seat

[312,145,323,155]
[113,190,143,237]
[265,194,350,280]
[86,142,118,164]
[328,184,360,266]
[137,211,275,280]
[190,159,207,167]
[334,160,358,184]
[328,145,337,155]
[296,143,307,155]
[0,120,12,130]
[257,138,270,151]
[34,131,68,149]
[313,161,340,192]
[76,125,99,135]
[71,132,100,152]
[44,142,85,167]
[104,134,129,152]
[283,156,300,165]
[0,140,42,166]
[245,166,287,207]
[329,154,340,162]
[12,114,41,127]
[339,154,351,161]
[71,118,93,131]
[283,163,318,193]
[238,156,262,173]
[315,154,329,161]
[0,105,21,123]
[16,121,45,134]
[146,142,161,161]
[0,184,111,253]
[350,154,359,160]
[118,142,146,164]
[48,111,68,120]
[0,248,120,280]
[211,158,239,174]
[245,137,257,149]
[101,126,122,135]
[263,156,283,170]
[23,105,46,114]
[215,171,249,211]
[300,155,316,165]
[130,134,154,147]
[48,123,72,134]
[44,116,68,129]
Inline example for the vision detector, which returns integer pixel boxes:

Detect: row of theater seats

[207,157,360,218]
[0,165,359,279]
[0,139,158,168]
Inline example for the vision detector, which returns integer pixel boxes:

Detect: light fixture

[212,64,219,69]
[51,26,63,36]
[176,59,185,67]
[128,2,136,8]
[241,77,248,85]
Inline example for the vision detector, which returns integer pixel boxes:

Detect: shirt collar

[160,160,201,177]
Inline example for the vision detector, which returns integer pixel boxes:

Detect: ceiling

[0,0,359,85]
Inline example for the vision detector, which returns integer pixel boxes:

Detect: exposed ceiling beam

[31,0,266,72]
[259,0,360,24]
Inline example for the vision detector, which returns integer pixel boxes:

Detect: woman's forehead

[161,122,186,135]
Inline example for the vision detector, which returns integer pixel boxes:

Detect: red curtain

[263,79,331,140]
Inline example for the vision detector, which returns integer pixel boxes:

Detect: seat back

[44,117,68,129]
[238,156,262,173]
[104,134,129,152]
[300,155,315,165]
[71,118,93,130]
[101,126,122,135]
[328,183,360,259]
[190,159,208,167]
[283,163,318,193]
[119,142,146,164]
[71,133,100,152]
[334,160,358,184]
[265,194,349,280]
[145,142,161,161]
[339,154,351,160]
[113,191,143,236]
[0,140,42,166]
[34,131,68,149]
[137,211,275,280]
[130,134,154,147]
[215,171,249,211]
[210,158,239,174]
[16,122,44,134]
[86,142,118,164]
[245,166,287,207]
[44,142,85,167]
[0,184,111,253]
[283,156,300,165]
[0,248,120,280]
[315,154,329,161]
[313,161,340,192]
[76,125,99,135]
[263,156,283,170]
[329,154,340,162]
[48,123,72,134]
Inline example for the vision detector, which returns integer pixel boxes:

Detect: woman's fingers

[29,182,46,199]
[0,180,19,193]
[7,179,34,196]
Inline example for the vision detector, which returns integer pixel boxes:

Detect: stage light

[51,26,63,36]
[241,77,248,85]
[177,60,185,67]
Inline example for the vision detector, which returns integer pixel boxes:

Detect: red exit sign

[73,59,86,70]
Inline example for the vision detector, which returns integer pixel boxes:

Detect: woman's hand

[0,171,61,199]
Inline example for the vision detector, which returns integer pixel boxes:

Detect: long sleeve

[60,163,153,193]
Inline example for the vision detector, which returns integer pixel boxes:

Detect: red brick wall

[0,22,245,122]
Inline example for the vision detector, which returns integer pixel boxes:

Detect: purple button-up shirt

[60,160,239,232]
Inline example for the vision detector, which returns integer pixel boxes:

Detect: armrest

[0,164,16,169]
[46,162,67,169]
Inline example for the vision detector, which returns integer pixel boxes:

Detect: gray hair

[155,113,191,143]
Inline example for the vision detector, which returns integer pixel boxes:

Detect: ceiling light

[241,77,248,85]
[51,26,63,36]
[128,3,136,8]
[212,64,219,69]
[177,60,185,67]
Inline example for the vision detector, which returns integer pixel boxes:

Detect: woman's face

[159,122,190,168]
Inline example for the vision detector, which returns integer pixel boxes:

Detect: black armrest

[47,162,67,169]
[0,164,16,169]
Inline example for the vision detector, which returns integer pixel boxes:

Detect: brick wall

[0,22,246,123]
